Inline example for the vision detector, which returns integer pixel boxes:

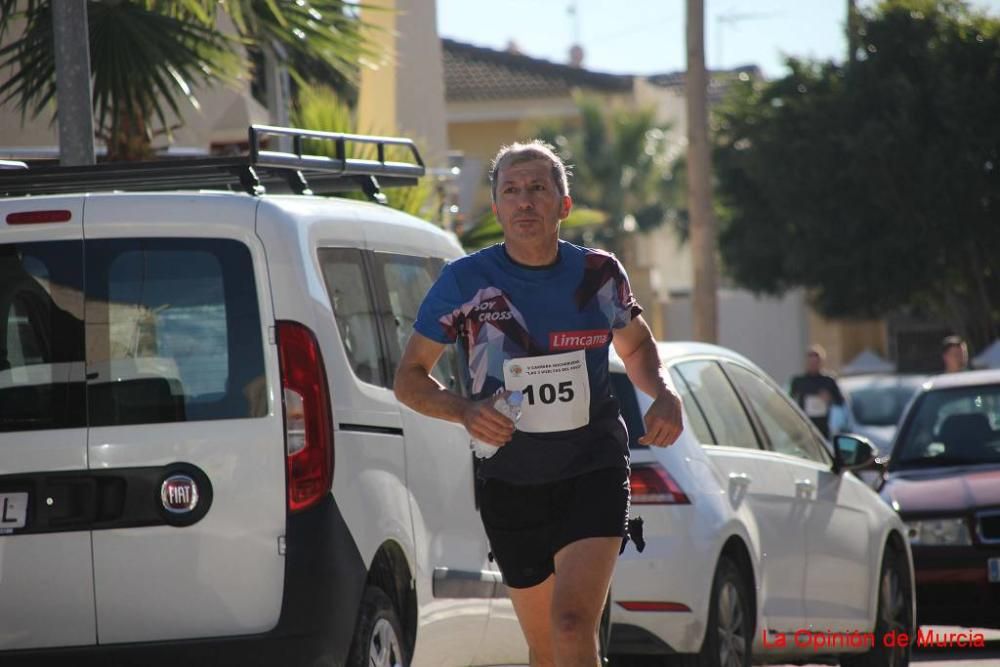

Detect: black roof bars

[0,125,426,202]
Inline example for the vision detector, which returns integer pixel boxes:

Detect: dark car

[880,369,1000,628]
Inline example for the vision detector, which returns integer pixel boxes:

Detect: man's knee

[551,608,595,641]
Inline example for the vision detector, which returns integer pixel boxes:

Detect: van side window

[373,252,464,393]
[674,360,759,449]
[0,242,86,432]
[317,247,386,387]
[85,238,267,426]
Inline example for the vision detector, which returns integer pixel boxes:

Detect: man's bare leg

[508,574,556,666]
[550,536,620,666]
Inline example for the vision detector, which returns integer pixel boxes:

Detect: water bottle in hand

[470,390,523,459]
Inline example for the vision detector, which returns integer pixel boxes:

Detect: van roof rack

[0,125,425,203]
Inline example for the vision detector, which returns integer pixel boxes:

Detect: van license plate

[990,558,1000,583]
[0,492,28,533]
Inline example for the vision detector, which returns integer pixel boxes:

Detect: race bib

[503,349,591,433]
[804,394,829,418]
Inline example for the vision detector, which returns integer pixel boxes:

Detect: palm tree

[0,0,378,160]
[532,96,683,254]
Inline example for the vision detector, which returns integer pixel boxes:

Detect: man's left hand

[638,390,684,447]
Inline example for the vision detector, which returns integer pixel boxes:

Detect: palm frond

[220,0,385,86]
[87,1,242,142]
[293,85,436,220]
[0,2,57,123]
[0,0,45,42]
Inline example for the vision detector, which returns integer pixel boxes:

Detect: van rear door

[82,197,287,644]
[0,199,96,650]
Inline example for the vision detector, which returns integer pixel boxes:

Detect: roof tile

[442,38,633,102]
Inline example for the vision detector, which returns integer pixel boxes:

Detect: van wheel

[840,545,912,667]
[668,556,752,667]
[348,586,408,667]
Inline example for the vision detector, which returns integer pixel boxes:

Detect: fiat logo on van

[161,475,199,514]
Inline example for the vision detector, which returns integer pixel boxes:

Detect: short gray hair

[489,140,571,202]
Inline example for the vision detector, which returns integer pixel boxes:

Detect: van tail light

[630,463,691,505]
[277,321,334,513]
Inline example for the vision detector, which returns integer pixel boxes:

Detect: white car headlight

[905,518,971,546]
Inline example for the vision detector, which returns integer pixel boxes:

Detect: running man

[394,140,683,667]
[789,343,845,439]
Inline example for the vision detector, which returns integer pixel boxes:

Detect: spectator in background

[790,344,845,439]
[941,335,969,373]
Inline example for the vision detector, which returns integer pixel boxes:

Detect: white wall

[664,288,808,386]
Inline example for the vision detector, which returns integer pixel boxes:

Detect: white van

[0,126,531,666]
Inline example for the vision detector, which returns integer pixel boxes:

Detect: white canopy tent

[972,339,1000,369]
[840,348,896,376]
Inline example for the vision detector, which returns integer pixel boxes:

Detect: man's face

[806,352,822,374]
[492,159,571,246]
[943,344,968,372]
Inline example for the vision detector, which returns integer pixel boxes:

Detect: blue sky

[437,0,1000,78]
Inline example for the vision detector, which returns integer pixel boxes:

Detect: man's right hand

[462,398,516,447]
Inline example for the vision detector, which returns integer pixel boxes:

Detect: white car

[607,343,915,667]
[0,126,532,667]
[839,373,928,456]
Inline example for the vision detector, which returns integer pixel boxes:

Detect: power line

[714,9,779,68]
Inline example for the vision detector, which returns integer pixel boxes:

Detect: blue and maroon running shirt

[413,240,642,484]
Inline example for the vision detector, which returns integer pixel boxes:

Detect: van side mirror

[832,434,877,474]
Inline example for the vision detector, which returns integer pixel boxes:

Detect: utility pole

[52,0,95,165]
[687,0,718,343]
[847,0,860,65]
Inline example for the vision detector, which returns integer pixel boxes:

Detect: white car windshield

[848,384,921,427]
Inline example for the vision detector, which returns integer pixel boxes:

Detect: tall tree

[0,1,377,160]
[687,0,718,343]
[714,0,1000,349]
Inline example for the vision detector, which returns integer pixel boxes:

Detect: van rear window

[0,242,86,432]
[1,238,267,433]
[85,239,267,426]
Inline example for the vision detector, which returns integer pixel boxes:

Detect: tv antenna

[567,1,581,46]
[715,10,779,69]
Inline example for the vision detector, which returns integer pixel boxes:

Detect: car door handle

[728,472,752,486]
[795,478,815,493]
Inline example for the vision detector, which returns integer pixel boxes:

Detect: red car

[879,369,1000,628]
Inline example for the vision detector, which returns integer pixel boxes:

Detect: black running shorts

[479,466,630,589]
